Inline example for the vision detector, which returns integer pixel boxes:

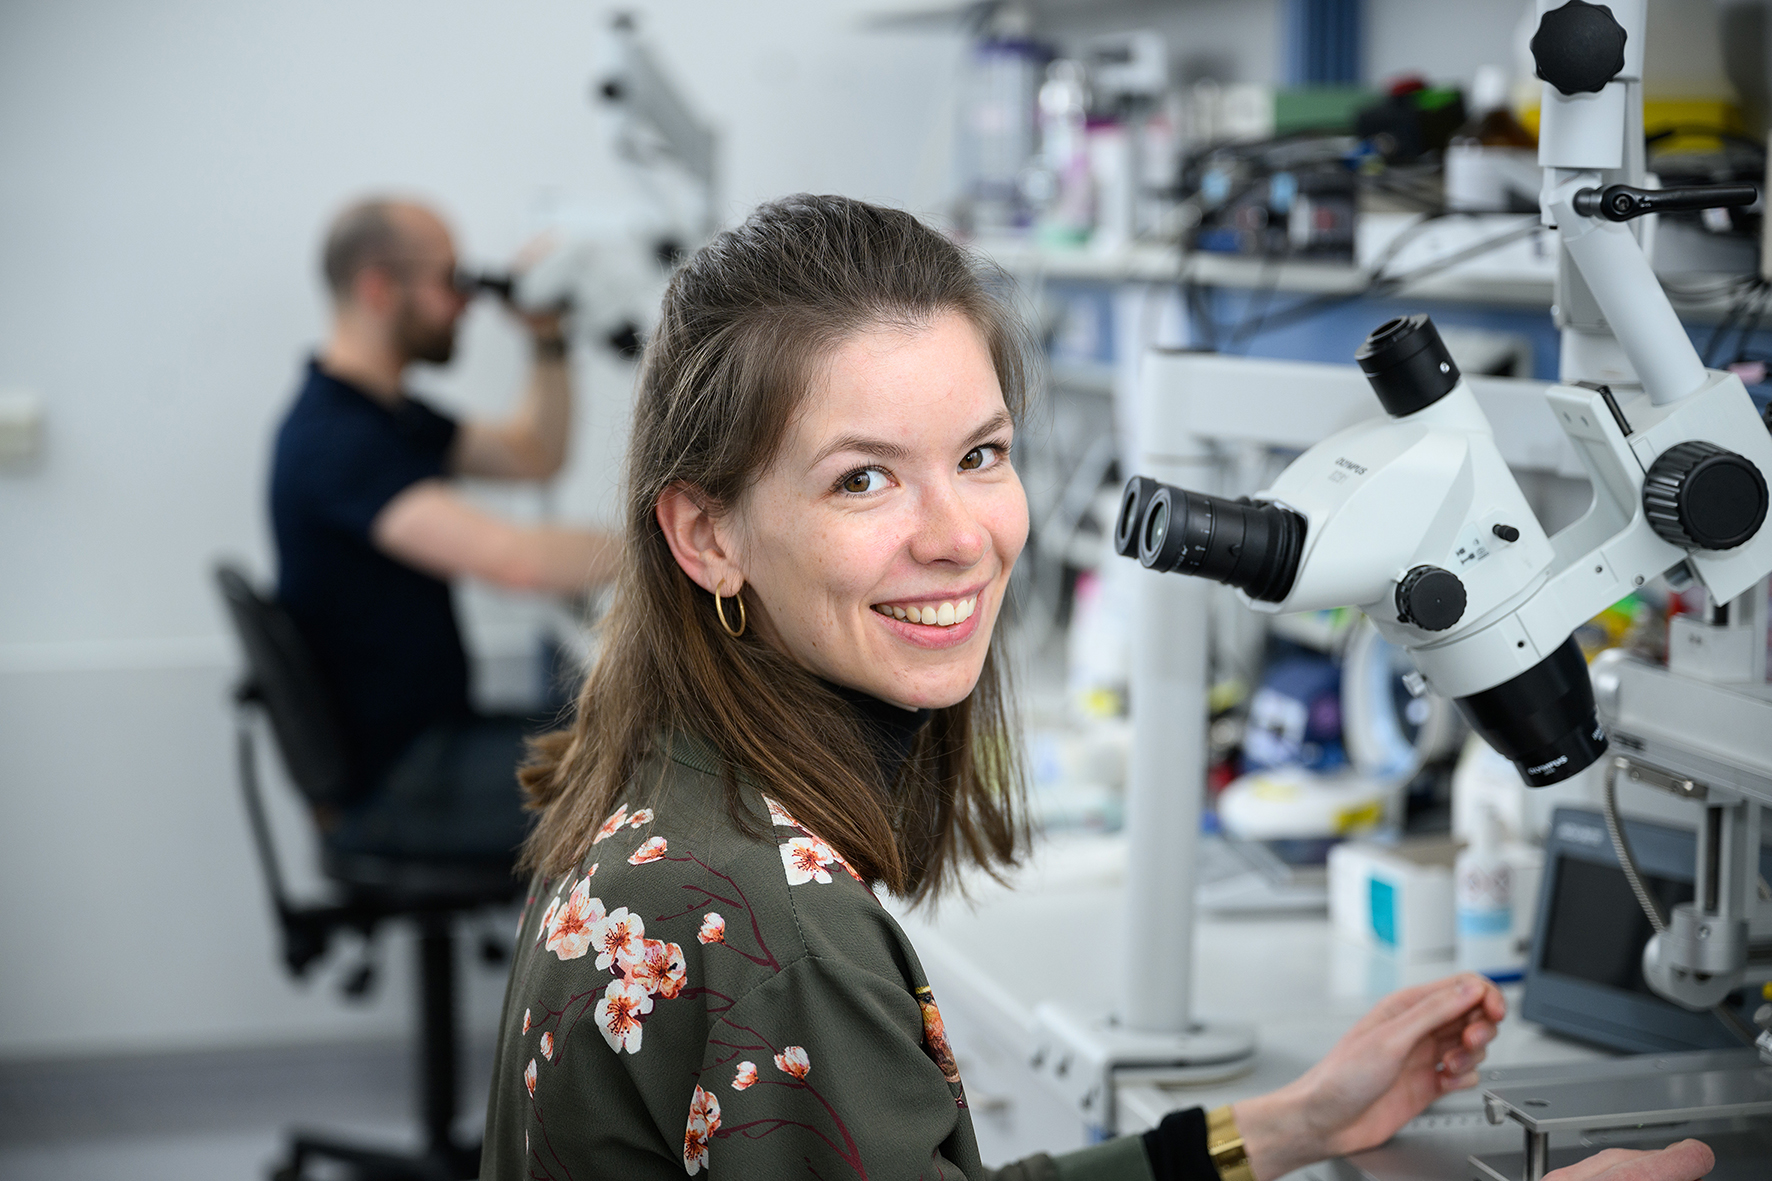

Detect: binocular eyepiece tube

[1115,476,1306,604]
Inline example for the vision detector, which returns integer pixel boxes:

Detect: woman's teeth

[872,596,977,627]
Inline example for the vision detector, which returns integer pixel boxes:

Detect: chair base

[272,1130,480,1181]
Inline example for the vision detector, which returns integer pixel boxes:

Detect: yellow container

[1518,97,1745,157]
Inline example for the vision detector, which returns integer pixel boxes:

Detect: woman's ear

[656,482,744,595]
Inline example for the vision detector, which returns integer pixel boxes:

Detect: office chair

[215,564,520,1181]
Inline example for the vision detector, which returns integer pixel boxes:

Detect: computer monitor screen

[1538,856,1693,996]
[1521,806,1763,1054]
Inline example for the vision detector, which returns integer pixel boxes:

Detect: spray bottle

[1456,804,1517,978]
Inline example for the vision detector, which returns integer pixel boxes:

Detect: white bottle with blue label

[1456,805,1516,978]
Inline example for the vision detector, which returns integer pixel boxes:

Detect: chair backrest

[214,564,355,808]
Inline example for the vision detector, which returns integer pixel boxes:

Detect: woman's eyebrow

[806,410,1015,471]
[968,409,1014,440]
[807,435,912,470]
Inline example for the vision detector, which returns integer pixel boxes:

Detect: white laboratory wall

[1364,0,1528,88]
[0,0,963,1059]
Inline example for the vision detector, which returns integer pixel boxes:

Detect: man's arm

[372,480,621,595]
[452,320,573,480]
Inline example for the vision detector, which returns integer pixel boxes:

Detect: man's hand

[1232,973,1507,1179]
[1544,1140,1715,1181]
[450,231,576,480]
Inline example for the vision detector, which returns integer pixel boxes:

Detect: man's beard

[394,300,456,365]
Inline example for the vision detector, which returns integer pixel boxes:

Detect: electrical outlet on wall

[0,390,45,464]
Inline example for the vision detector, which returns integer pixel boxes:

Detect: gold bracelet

[1206,1104,1257,1181]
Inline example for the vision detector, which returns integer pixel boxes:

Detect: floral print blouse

[481,735,1154,1181]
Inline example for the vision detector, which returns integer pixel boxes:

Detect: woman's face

[730,311,1028,710]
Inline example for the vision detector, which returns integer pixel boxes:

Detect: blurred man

[271,197,619,864]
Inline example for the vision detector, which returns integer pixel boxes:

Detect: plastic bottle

[1451,64,1535,148]
[1444,65,1537,212]
[1455,804,1517,978]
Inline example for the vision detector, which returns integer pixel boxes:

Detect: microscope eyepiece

[1355,314,1461,417]
[1454,636,1608,786]
[1116,477,1306,603]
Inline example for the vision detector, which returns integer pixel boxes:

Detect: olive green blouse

[480,735,1155,1180]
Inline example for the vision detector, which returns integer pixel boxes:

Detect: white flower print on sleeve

[773,1045,811,1079]
[623,938,688,1000]
[780,836,837,885]
[683,1084,721,1174]
[523,1058,537,1097]
[731,1060,757,1090]
[543,877,605,962]
[762,794,800,828]
[628,807,655,828]
[628,836,668,865]
[595,979,653,1054]
[534,897,561,945]
[539,1031,555,1061]
[592,804,630,845]
[590,906,646,972]
[697,912,725,944]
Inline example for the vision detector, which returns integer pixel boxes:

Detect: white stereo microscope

[1112,1,1772,1177]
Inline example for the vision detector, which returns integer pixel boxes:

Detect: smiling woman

[519,195,1037,901]
[478,196,1579,1181]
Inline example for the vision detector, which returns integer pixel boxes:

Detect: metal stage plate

[1470,1121,1772,1181]
[1482,1061,1772,1131]
[1317,1050,1772,1181]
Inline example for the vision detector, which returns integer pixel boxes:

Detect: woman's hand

[1544,1140,1714,1181]
[1231,973,1507,1179]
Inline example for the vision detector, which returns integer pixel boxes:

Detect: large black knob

[1396,565,1467,632]
[1643,441,1768,550]
[1531,0,1628,96]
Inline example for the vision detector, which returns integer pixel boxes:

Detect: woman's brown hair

[519,194,1035,902]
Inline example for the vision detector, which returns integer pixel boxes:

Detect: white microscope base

[1029,1001,1255,1131]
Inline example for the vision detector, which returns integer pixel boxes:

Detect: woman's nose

[909,481,988,567]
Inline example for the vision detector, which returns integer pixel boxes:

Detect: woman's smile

[868,585,987,647]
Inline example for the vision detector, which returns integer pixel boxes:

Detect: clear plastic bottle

[1455,804,1517,978]
[1445,65,1537,212]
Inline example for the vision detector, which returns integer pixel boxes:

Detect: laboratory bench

[889,829,1680,1181]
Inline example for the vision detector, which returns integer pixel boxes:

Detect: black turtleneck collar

[821,680,931,789]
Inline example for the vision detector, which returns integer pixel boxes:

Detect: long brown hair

[520,194,1036,902]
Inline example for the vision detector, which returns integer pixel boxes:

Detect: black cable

[1229,246,1289,350]
[1219,217,1541,343]
[1181,278,1220,352]
[1729,282,1772,365]
[1702,278,1764,366]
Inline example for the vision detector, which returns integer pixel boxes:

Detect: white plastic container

[1328,838,1456,961]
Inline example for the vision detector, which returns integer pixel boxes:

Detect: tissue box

[1329,839,1456,961]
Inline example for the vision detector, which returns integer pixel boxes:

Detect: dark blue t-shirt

[270,360,471,794]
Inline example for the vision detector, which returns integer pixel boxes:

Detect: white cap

[1470,64,1509,116]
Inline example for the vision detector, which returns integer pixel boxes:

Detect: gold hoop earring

[713,586,747,638]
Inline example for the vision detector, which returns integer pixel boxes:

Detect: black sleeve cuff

[1142,1106,1219,1181]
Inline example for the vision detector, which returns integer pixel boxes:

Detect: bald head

[320,197,465,366]
[321,198,453,304]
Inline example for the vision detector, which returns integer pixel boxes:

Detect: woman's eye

[839,467,887,495]
[959,445,1001,472]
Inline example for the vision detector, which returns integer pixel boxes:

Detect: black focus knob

[1643,441,1768,551]
[1531,0,1628,96]
[1396,565,1467,632]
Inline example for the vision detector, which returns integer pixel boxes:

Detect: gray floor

[0,1037,493,1181]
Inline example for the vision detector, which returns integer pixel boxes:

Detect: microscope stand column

[1028,355,1256,1134]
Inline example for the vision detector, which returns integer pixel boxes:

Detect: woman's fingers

[1544,1148,1646,1181]
[1602,1141,1714,1181]
[1542,1140,1716,1181]
[1381,976,1492,1057]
